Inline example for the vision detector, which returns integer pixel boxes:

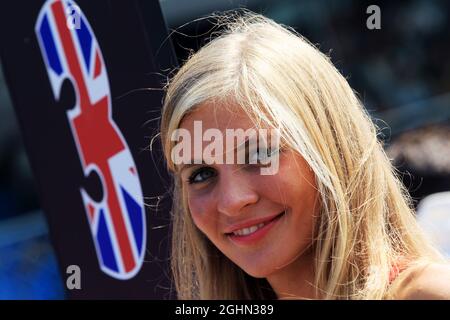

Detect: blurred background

[1,0,449,299]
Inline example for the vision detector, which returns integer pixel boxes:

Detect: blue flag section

[0,0,177,299]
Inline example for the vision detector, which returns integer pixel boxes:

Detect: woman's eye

[248,147,279,165]
[188,167,216,184]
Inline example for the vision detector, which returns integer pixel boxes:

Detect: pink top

[389,259,410,284]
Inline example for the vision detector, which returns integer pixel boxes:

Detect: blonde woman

[159,12,450,299]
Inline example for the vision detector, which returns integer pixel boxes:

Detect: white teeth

[232,222,265,236]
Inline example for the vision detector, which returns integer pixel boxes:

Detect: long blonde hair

[159,11,444,299]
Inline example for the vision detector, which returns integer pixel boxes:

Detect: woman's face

[177,102,320,278]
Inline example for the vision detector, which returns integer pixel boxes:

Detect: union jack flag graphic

[35,0,146,279]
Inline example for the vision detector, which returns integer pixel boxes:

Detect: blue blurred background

[1,0,449,299]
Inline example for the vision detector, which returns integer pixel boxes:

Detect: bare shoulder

[394,262,450,300]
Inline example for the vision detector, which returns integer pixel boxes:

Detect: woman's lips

[226,211,286,245]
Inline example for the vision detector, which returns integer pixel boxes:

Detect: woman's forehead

[178,100,269,132]
[179,103,254,130]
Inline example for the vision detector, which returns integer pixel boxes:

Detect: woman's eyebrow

[178,161,205,174]
[177,135,260,172]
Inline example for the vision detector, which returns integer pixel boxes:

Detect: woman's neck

[266,249,318,299]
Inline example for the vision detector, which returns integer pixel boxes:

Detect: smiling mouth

[225,211,286,237]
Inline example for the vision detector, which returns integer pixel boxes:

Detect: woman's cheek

[187,193,214,235]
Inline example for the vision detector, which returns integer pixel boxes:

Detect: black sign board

[0,0,176,299]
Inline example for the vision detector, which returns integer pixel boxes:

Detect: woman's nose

[216,167,259,217]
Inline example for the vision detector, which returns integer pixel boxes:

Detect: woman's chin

[238,264,274,278]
